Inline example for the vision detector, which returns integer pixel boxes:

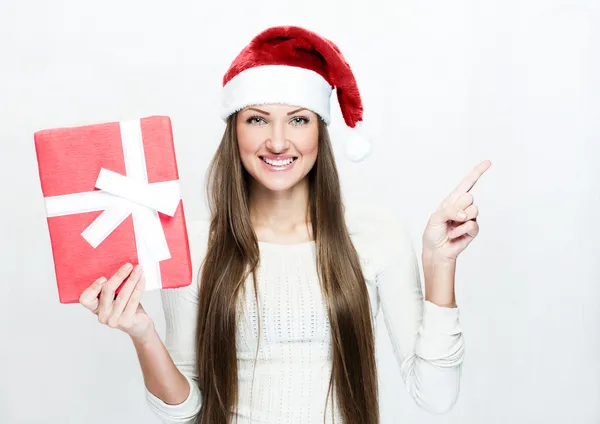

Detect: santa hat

[220,26,371,162]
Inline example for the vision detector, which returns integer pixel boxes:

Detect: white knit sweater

[145,206,464,423]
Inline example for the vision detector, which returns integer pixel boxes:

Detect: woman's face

[236,104,319,192]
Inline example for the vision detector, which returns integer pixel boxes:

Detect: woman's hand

[422,160,491,263]
[79,262,155,343]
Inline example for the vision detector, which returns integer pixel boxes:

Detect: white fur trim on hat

[220,65,333,123]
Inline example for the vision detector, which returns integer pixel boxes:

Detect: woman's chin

[255,177,300,192]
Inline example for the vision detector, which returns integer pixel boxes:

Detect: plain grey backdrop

[1,0,599,423]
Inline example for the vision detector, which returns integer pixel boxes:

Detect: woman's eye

[290,116,309,125]
[247,116,266,125]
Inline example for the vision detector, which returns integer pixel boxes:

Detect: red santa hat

[220,26,371,162]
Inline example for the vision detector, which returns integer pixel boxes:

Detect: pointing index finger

[453,160,491,195]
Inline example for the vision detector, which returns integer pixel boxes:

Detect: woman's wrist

[130,325,160,349]
[422,248,457,308]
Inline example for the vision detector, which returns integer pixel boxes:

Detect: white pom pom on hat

[340,121,372,162]
[220,25,372,162]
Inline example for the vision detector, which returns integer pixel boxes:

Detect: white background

[1,0,599,423]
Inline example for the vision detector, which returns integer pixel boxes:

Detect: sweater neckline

[257,240,316,248]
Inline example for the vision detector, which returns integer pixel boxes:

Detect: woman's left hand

[422,160,491,263]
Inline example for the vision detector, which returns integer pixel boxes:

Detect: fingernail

[124,263,133,270]
[98,277,107,284]
[457,211,467,220]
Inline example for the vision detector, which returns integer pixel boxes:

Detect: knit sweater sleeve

[367,208,464,414]
[144,220,209,423]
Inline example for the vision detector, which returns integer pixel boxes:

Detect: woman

[79,26,490,424]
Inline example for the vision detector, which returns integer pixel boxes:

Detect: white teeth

[262,157,294,166]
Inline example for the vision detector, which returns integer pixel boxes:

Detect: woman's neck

[249,178,312,243]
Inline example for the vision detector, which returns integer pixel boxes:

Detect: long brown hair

[194,112,378,423]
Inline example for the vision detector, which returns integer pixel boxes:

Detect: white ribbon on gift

[43,119,181,291]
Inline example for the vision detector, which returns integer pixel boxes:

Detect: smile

[259,156,298,172]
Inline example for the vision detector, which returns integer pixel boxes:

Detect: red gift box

[34,116,192,304]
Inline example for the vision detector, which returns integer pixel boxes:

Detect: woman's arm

[134,329,191,404]
[134,327,202,422]
[140,283,203,423]
[376,214,464,414]
[141,220,209,423]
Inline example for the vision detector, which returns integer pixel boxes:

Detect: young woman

[79,26,490,424]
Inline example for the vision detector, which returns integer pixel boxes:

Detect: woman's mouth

[259,156,298,172]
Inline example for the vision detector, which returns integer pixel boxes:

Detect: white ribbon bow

[43,119,181,291]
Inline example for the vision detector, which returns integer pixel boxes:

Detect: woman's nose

[268,140,286,153]
[266,123,288,152]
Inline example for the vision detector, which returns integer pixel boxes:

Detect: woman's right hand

[79,262,155,343]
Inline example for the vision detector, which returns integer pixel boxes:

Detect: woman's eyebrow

[247,107,270,115]
[245,107,306,115]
